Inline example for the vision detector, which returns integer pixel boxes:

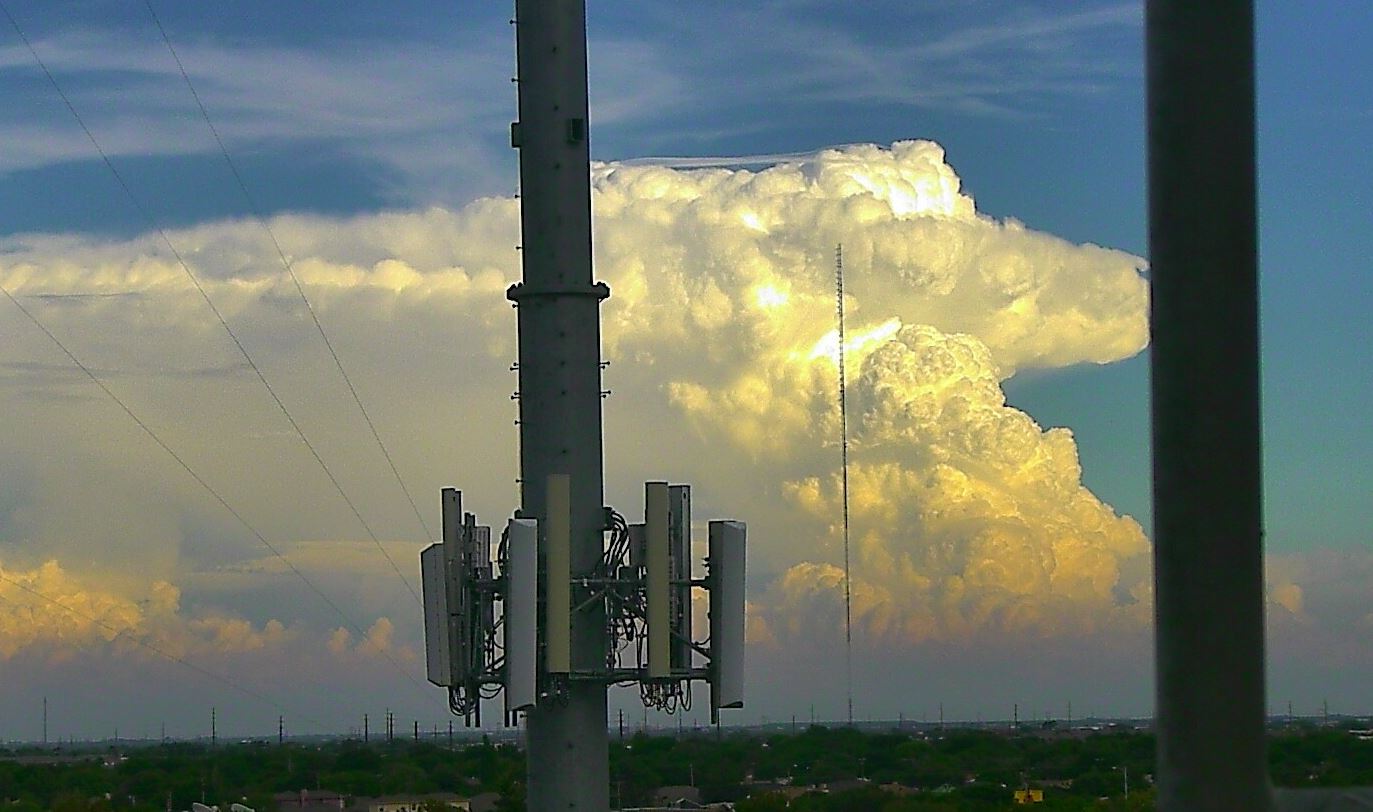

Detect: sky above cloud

[1,1,1371,740]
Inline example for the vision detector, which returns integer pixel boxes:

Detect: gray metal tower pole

[1146,2,1274,810]
[509,0,610,808]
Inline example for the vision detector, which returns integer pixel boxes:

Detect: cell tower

[421,1,747,808]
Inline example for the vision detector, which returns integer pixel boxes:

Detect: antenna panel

[421,542,451,686]
[646,481,671,678]
[627,522,646,568]
[506,517,538,711]
[709,520,746,709]
[441,488,469,685]
[545,474,571,674]
[668,484,692,669]
[471,525,495,634]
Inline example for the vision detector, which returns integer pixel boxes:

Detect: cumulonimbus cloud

[754,324,1154,646]
[0,141,1148,659]
[585,141,1152,645]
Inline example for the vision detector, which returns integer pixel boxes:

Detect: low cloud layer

[0,559,289,661]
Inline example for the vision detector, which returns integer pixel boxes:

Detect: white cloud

[1,141,1152,662]
[0,26,516,201]
[4,138,1371,725]
[0,559,292,661]
[620,2,1141,122]
[1,2,1142,208]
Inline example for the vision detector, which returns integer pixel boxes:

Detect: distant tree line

[0,738,523,811]
[1,721,1369,810]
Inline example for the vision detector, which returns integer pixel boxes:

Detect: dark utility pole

[510,0,610,808]
[1147,2,1273,810]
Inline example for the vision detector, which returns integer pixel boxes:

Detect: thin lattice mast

[835,243,854,726]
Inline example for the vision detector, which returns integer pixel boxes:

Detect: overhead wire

[0,281,444,712]
[0,0,423,611]
[140,0,435,546]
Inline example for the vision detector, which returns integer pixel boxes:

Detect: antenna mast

[422,5,748,809]
[835,243,854,726]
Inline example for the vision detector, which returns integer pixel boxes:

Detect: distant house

[353,794,468,812]
[822,778,869,794]
[653,785,702,807]
[466,793,501,812]
[743,785,812,803]
[1014,788,1045,804]
[273,789,347,811]
[621,803,731,811]
[0,754,96,766]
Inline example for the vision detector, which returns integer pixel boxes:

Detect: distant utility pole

[278,716,284,744]
[42,697,47,746]
[364,713,369,742]
[210,707,216,747]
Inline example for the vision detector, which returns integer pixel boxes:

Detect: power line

[141,0,434,545]
[0,282,442,710]
[0,1,422,611]
[0,576,324,731]
[835,243,854,727]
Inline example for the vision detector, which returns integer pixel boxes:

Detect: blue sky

[1,0,1371,737]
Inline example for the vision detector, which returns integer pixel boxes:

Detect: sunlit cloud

[1,141,1150,659]
[0,559,293,661]
[1,141,1364,720]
